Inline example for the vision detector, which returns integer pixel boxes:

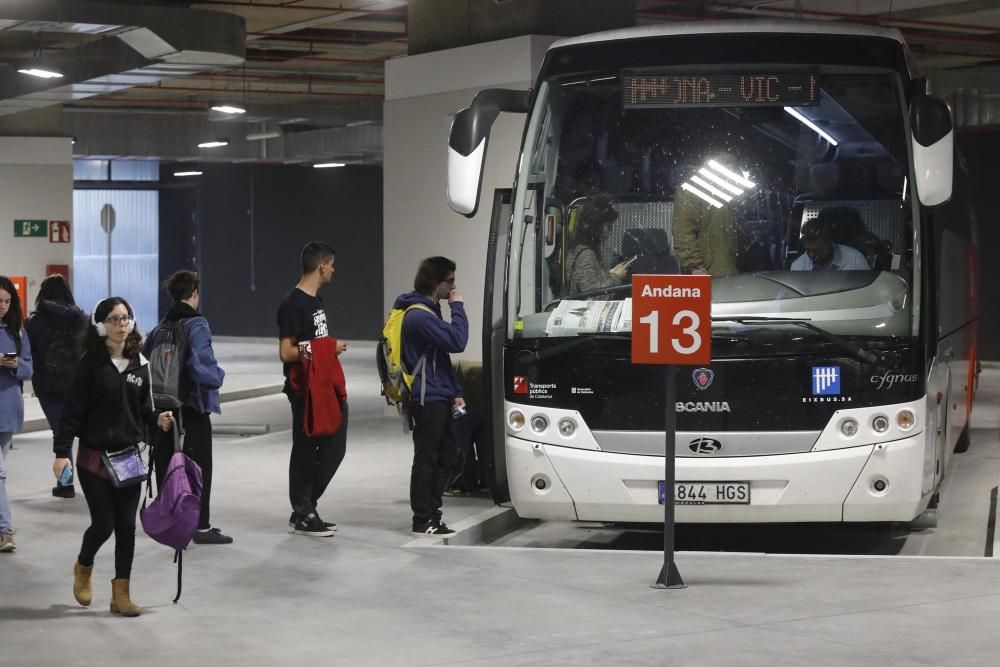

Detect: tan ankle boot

[109,579,141,617]
[73,561,93,607]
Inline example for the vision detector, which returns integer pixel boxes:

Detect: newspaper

[546,298,632,336]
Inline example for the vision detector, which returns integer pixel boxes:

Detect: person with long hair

[52,297,173,616]
[564,196,631,295]
[0,276,32,553]
[25,275,87,498]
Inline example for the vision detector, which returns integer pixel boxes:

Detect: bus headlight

[557,418,576,437]
[840,418,859,437]
[872,415,890,434]
[530,415,549,433]
[508,410,525,430]
[896,409,916,431]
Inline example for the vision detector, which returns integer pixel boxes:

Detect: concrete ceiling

[1,0,998,165]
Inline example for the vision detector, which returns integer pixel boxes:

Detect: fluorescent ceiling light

[18,67,63,79]
[681,182,723,208]
[697,167,743,195]
[313,162,346,169]
[211,104,246,115]
[345,120,374,127]
[784,107,839,147]
[247,130,281,141]
[197,139,229,149]
[689,175,733,202]
[707,160,756,189]
[174,171,203,177]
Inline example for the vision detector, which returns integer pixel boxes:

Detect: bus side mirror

[910,93,953,207]
[447,88,530,218]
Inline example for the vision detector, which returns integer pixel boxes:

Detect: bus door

[484,188,512,503]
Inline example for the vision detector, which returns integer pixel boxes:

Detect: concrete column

[408,0,635,55]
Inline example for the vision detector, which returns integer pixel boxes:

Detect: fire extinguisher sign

[49,221,71,243]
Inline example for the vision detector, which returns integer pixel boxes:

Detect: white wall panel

[0,137,73,311]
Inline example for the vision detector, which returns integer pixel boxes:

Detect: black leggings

[78,467,142,580]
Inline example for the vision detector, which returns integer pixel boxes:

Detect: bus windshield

[509,68,917,344]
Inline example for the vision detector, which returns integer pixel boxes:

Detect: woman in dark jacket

[52,297,173,617]
[565,196,631,295]
[25,275,87,498]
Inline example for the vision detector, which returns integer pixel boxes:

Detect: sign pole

[100,204,116,298]
[652,363,686,589]
[106,223,112,297]
[632,272,709,591]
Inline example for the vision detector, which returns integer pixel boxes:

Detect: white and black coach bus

[447,21,980,524]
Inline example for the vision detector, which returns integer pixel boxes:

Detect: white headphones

[91,299,135,337]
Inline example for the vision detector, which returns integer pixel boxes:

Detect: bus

[446,21,980,525]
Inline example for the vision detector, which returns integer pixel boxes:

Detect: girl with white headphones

[52,297,173,617]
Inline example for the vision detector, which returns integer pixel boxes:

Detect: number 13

[638,309,702,355]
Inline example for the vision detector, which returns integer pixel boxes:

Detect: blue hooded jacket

[394,291,468,404]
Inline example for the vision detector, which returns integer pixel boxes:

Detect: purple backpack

[140,419,202,602]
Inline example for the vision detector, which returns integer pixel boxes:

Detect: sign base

[651,561,687,590]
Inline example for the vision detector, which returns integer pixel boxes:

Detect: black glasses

[104,315,133,326]
[444,277,456,285]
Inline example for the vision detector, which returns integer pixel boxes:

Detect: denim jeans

[0,432,12,533]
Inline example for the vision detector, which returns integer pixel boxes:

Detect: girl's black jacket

[53,352,161,458]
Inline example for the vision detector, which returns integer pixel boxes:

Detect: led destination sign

[623,72,818,108]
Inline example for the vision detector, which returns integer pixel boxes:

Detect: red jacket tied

[289,337,347,436]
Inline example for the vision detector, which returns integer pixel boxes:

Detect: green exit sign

[14,219,47,237]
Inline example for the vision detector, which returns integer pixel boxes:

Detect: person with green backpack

[390,257,468,537]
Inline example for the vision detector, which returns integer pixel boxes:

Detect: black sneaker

[52,485,75,499]
[289,512,337,531]
[292,513,334,537]
[411,521,456,537]
[192,527,233,545]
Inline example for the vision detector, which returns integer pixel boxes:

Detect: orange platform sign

[631,274,712,366]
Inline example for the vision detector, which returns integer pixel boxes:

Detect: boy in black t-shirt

[276,241,348,537]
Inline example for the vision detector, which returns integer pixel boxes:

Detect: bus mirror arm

[448,89,530,217]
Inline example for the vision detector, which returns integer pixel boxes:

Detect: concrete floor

[2,342,1000,665]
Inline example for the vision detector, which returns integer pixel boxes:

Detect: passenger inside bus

[564,196,632,294]
[791,209,872,271]
[672,183,739,277]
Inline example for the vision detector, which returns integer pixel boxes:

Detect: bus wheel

[954,425,971,453]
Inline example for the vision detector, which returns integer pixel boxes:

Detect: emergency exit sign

[14,219,46,237]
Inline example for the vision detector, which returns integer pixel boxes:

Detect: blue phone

[58,463,74,487]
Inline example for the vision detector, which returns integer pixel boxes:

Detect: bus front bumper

[506,433,928,523]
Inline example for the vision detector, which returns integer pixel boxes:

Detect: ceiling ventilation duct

[0,0,245,117]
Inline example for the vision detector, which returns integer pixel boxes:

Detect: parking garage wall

[384,35,557,362]
[159,164,383,340]
[0,137,73,311]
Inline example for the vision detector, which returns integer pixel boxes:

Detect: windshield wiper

[522,333,629,363]
[715,316,879,365]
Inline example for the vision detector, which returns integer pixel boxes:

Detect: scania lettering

[448,22,980,524]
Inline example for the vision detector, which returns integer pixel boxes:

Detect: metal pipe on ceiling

[196,1,405,14]
[248,31,406,44]
[134,83,382,98]
[245,53,387,65]
[194,71,384,85]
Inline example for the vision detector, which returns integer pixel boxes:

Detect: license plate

[659,481,750,505]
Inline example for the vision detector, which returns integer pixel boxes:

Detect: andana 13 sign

[632,274,712,366]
